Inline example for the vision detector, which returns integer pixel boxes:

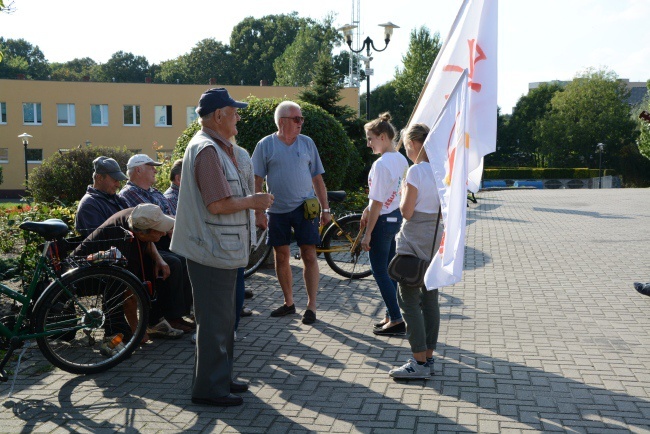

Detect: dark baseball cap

[196,88,248,117]
[93,156,127,181]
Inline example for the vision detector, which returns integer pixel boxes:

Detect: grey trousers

[397,284,440,354]
[186,259,237,399]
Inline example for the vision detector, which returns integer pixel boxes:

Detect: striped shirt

[194,128,235,207]
[119,181,177,216]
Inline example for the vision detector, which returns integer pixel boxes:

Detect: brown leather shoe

[192,394,243,407]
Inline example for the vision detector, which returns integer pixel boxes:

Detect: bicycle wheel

[33,265,149,375]
[244,227,272,278]
[322,214,372,279]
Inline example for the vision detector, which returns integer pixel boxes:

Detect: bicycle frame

[0,240,99,344]
[316,216,363,254]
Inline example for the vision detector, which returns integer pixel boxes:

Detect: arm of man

[312,174,331,226]
[146,241,170,280]
[254,175,268,229]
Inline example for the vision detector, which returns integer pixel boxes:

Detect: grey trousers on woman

[186,259,237,399]
[397,284,440,353]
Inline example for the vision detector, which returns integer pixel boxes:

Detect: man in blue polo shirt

[251,101,330,325]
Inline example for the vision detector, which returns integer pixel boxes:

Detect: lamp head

[379,22,400,42]
[18,132,32,145]
[337,23,358,46]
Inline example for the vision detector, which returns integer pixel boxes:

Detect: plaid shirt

[164,183,179,209]
[119,181,177,216]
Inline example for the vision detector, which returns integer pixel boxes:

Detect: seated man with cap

[75,203,185,341]
[119,154,195,333]
[75,156,128,239]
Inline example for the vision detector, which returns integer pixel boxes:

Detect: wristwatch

[321,209,331,213]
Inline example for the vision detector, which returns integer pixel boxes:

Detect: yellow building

[0,79,359,198]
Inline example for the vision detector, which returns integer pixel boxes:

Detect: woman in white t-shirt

[388,123,442,380]
[361,112,409,336]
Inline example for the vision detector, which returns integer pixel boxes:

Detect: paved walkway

[2,189,650,433]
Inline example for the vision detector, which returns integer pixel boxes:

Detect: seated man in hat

[75,203,185,340]
[76,156,128,239]
[119,154,194,333]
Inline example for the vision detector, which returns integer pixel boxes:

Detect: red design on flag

[443,39,486,92]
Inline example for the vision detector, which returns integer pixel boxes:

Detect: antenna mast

[347,0,361,88]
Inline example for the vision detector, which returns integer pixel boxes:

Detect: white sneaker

[425,358,435,375]
[146,318,184,339]
[389,358,430,379]
[191,333,196,344]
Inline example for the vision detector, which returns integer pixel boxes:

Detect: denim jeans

[234,267,245,331]
[369,208,403,321]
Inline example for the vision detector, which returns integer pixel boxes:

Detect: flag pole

[396,0,471,151]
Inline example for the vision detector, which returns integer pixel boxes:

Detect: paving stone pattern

[1,189,650,433]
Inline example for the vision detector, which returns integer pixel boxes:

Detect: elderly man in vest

[171,88,273,407]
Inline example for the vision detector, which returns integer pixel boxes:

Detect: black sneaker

[634,282,650,297]
[270,304,296,317]
[302,309,316,325]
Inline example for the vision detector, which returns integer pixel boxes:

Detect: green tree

[274,16,339,86]
[536,68,637,170]
[637,80,650,159]
[96,51,150,83]
[391,27,442,129]
[156,39,234,84]
[298,52,366,188]
[50,57,97,81]
[0,37,50,79]
[496,82,564,167]
[230,13,307,85]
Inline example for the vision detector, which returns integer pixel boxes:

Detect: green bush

[172,97,357,191]
[29,146,133,205]
[0,202,76,286]
[483,168,616,180]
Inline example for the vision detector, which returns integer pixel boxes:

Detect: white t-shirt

[405,162,440,214]
[368,151,409,215]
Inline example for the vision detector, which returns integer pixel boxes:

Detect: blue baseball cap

[196,88,248,117]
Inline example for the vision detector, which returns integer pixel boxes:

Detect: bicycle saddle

[19,219,69,240]
[327,191,347,203]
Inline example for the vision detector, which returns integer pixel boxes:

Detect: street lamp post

[596,142,605,189]
[338,22,399,119]
[18,132,32,191]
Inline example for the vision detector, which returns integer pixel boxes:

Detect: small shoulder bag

[388,208,441,287]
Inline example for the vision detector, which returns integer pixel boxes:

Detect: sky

[1,0,648,114]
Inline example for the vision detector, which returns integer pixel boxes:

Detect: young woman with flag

[388,123,442,380]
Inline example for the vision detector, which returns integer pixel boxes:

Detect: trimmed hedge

[483,168,616,180]
[170,97,358,191]
[29,146,133,205]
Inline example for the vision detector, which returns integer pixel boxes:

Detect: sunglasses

[281,116,305,124]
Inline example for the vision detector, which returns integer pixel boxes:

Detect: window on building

[186,106,198,126]
[0,148,8,163]
[155,105,173,126]
[123,105,141,126]
[1,102,6,124]
[91,104,109,126]
[57,103,76,126]
[26,148,43,163]
[23,102,42,125]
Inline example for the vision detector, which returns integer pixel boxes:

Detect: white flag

[407,0,498,192]
[424,72,469,289]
